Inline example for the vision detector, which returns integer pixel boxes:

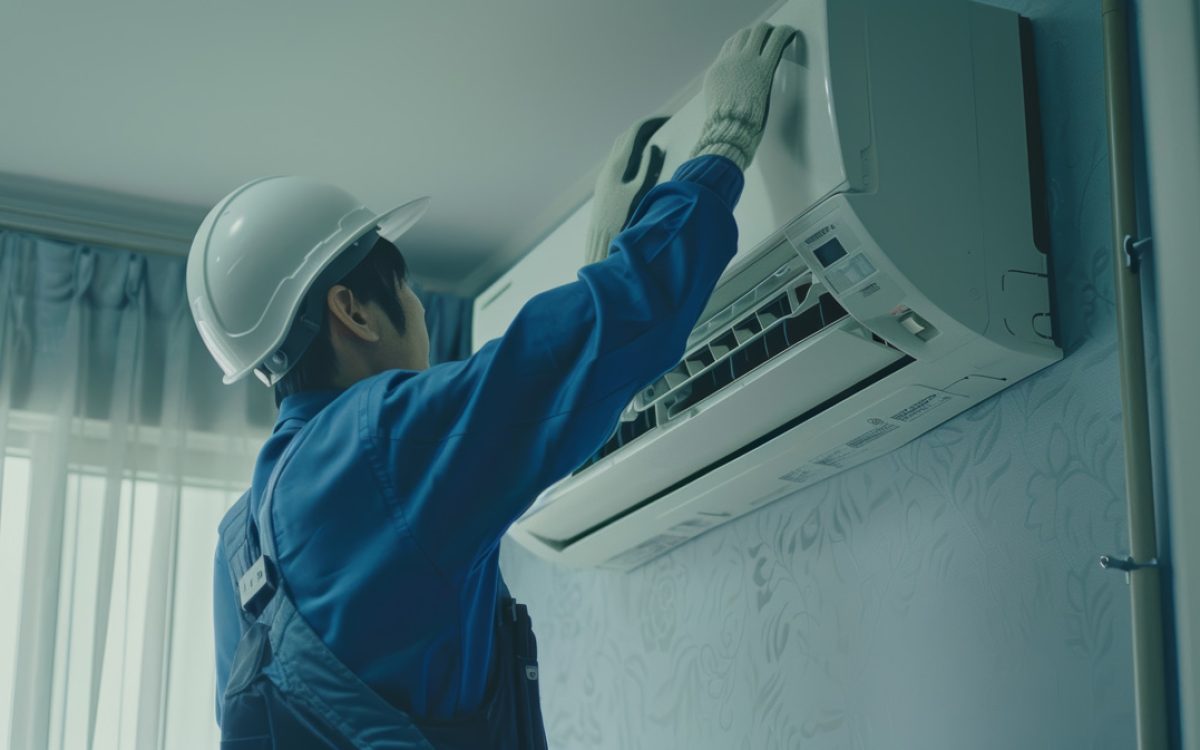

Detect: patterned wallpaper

[500,1,1136,748]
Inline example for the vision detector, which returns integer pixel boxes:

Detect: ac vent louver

[573,267,851,476]
[665,290,846,419]
[572,404,658,476]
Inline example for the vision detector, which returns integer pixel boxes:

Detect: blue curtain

[0,229,276,431]
[0,229,473,428]
[413,285,474,365]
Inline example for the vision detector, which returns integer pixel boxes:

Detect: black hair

[273,236,409,407]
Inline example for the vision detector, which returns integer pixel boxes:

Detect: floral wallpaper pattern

[501,0,1137,747]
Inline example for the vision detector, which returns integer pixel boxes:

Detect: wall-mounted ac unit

[473,0,1060,571]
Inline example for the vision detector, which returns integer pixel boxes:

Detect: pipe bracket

[1099,553,1160,583]
[1122,234,1153,271]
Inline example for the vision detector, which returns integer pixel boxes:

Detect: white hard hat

[186,176,429,386]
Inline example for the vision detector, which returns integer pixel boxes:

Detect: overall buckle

[239,555,278,616]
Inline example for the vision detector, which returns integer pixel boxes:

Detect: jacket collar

[274,389,342,432]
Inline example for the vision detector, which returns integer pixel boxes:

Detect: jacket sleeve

[362,155,744,575]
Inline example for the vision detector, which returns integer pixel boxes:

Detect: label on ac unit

[604,532,690,570]
[669,515,726,534]
[844,420,900,448]
[889,393,953,423]
[813,446,856,469]
[605,512,739,570]
[780,466,819,484]
[778,386,963,487]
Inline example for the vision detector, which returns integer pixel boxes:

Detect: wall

[500,0,1138,747]
[1135,0,1200,743]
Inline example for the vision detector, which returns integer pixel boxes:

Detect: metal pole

[1100,0,1170,747]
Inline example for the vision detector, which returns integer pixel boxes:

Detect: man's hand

[584,115,669,265]
[690,23,798,170]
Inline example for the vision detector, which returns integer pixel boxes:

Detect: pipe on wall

[1100,0,1170,747]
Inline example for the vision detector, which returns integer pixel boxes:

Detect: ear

[326,285,382,343]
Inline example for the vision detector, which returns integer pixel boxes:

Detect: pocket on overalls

[220,621,350,749]
[220,624,275,748]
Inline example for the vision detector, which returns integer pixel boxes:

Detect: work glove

[584,115,669,265]
[690,23,798,170]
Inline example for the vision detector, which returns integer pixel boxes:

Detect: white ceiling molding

[0,171,206,257]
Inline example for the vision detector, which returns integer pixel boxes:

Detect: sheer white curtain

[0,230,274,749]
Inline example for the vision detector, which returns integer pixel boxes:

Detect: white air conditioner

[473,0,1061,571]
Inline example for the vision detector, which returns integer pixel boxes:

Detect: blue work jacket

[213,155,745,725]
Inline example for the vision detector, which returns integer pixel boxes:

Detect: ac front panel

[513,340,1052,572]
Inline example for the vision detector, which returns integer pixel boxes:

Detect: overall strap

[254,423,299,566]
[220,492,252,574]
[237,422,305,616]
[218,491,255,630]
[233,421,440,749]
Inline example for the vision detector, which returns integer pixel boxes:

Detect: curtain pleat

[85,253,144,749]
[415,284,474,364]
[11,246,89,750]
[0,242,19,531]
[134,301,189,750]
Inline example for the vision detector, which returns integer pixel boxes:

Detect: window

[0,412,258,749]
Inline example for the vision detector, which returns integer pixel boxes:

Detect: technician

[191,23,795,750]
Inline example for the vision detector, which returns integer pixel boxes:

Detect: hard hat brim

[375,196,431,245]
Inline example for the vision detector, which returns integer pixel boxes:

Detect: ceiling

[0,1,777,296]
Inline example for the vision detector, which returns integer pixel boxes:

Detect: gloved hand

[584,115,669,265]
[690,23,797,170]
